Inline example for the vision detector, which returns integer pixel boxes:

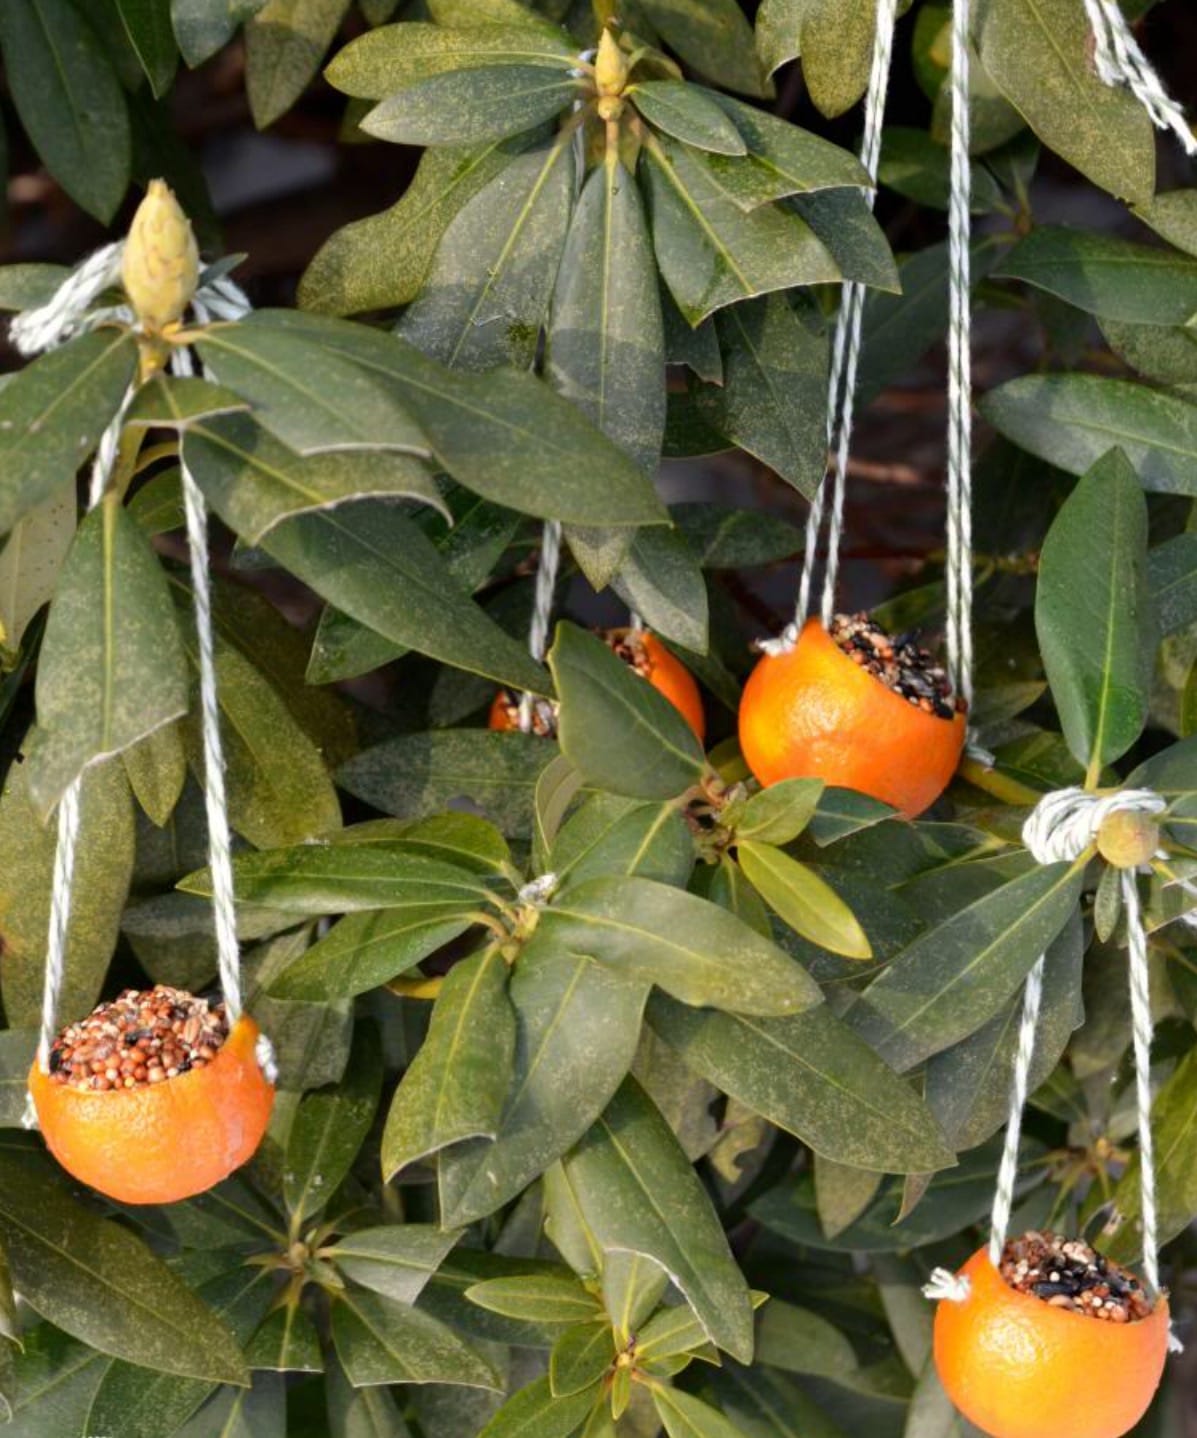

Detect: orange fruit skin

[487,691,516,731]
[738,617,965,819]
[636,631,706,743]
[934,1248,1170,1438]
[29,1013,274,1205]
[487,632,706,742]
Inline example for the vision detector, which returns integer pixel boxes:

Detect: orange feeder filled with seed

[738,613,965,819]
[932,1234,1170,1438]
[28,985,274,1205]
[490,626,705,743]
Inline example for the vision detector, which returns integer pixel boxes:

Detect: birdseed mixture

[829,612,965,720]
[606,628,653,679]
[48,985,229,1092]
[999,1232,1156,1322]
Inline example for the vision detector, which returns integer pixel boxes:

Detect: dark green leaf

[1035,447,1152,771]
[649,993,955,1173]
[88,1265,277,1438]
[399,137,576,372]
[1135,190,1197,260]
[653,1383,749,1438]
[1149,533,1197,638]
[543,874,821,1016]
[284,1022,382,1224]
[339,729,561,839]
[981,374,1197,495]
[306,486,522,683]
[0,262,71,311]
[636,0,766,99]
[326,1224,460,1305]
[175,1373,286,1438]
[0,1030,36,1127]
[254,502,547,694]
[298,142,517,315]
[1,1325,107,1435]
[476,1376,599,1438]
[696,296,827,498]
[246,0,351,129]
[331,1287,501,1388]
[269,908,472,1001]
[26,494,188,814]
[978,0,1155,204]
[438,939,649,1226]
[0,0,131,220]
[848,859,1085,1072]
[382,946,515,1176]
[751,1135,1041,1253]
[188,843,491,913]
[610,529,708,653]
[631,82,746,155]
[184,415,445,542]
[0,755,133,1028]
[195,325,429,456]
[547,159,666,476]
[175,599,343,848]
[549,623,705,800]
[246,1303,324,1374]
[790,188,899,292]
[857,238,1004,406]
[171,0,262,67]
[708,1364,843,1438]
[0,330,138,536]
[116,0,177,94]
[1103,1047,1197,1265]
[757,0,876,117]
[123,720,187,827]
[643,137,840,326]
[550,1321,614,1397]
[0,1152,247,1382]
[362,65,579,145]
[560,1077,755,1363]
[325,21,577,99]
[129,468,184,536]
[704,92,870,202]
[467,1274,601,1325]
[550,794,695,890]
[923,911,1084,1151]
[996,226,1197,326]
[245,311,667,528]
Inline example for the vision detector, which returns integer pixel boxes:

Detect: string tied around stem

[924,786,1181,1353]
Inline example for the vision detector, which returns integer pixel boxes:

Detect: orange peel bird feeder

[18,184,275,1204]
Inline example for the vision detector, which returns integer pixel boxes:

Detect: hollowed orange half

[29,1013,274,1205]
[738,617,965,818]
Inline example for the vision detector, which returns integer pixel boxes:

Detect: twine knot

[1021,787,1165,868]
[923,1267,971,1304]
[756,622,800,658]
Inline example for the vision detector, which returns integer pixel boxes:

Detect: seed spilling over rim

[829,612,965,720]
[48,985,229,1093]
[492,690,560,737]
[999,1232,1157,1323]
[604,626,654,680]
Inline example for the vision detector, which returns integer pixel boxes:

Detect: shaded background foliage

[0,1,1195,1437]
